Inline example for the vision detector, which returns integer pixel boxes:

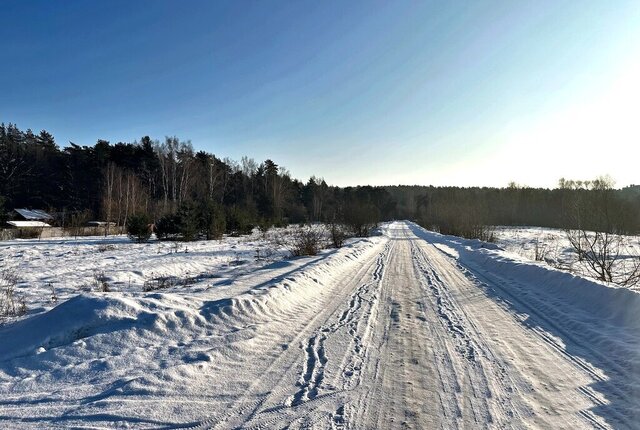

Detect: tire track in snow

[191,239,391,429]
[349,227,465,428]
[408,237,495,427]
[410,238,536,427]
[414,235,617,429]
[235,241,394,429]
[448,254,635,429]
[190,221,627,429]
[286,241,392,408]
[288,333,327,406]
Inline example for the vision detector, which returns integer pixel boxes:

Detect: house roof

[7,220,51,228]
[87,221,116,226]
[14,208,53,220]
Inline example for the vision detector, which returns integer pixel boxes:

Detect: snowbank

[407,222,640,329]
[0,236,381,365]
[0,293,174,362]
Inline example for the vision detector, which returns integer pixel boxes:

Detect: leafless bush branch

[97,244,116,252]
[92,270,111,292]
[272,224,328,257]
[142,273,196,292]
[329,222,350,248]
[533,237,548,262]
[566,229,640,286]
[0,269,26,318]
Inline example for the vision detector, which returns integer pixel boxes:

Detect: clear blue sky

[2,0,639,187]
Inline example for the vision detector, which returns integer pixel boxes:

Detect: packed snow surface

[1,221,639,429]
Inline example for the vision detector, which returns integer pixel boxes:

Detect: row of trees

[389,181,640,239]
[0,123,385,236]
[562,177,640,285]
[2,122,639,242]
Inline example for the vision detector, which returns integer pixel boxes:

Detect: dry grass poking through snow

[0,224,359,324]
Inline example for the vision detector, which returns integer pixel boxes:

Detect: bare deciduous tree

[102,162,116,236]
[564,176,640,286]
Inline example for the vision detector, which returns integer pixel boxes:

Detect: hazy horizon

[3,0,639,188]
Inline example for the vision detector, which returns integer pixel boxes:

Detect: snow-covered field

[0,229,298,320]
[494,226,640,291]
[1,221,639,429]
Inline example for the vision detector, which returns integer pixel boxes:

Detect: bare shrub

[329,222,350,248]
[469,225,495,242]
[142,274,195,292]
[532,234,564,268]
[172,241,182,253]
[255,247,276,262]
[97,244,116,252]
[566,229,640,286]
[143,277,172,292]
[0,269,26,318]
[563,176,640,287]
[273,224,327,257]
[533,237,548,262]
[92,270,111,292]
[294,230,322,256]
[48,282,58,303]
[18,297,26,315]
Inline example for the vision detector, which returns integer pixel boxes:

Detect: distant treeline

[389,182,640,238]
[1,122,638,237]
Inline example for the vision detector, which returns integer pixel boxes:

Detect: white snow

[0,222,638,429]
[6,221,51,228]
[0,229,296,318]
[494,225,640,291]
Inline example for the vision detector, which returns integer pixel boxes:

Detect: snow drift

[407,222,640,329]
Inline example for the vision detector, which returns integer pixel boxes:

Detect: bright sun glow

[494,56,640,187]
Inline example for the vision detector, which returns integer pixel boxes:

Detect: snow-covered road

[1,221,638,429]
[209,221,635,429]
